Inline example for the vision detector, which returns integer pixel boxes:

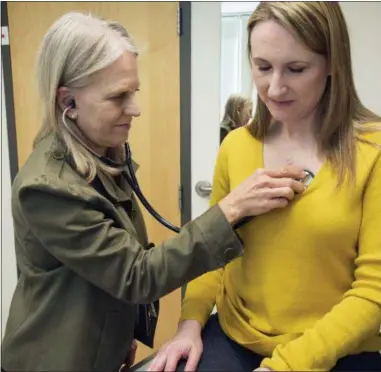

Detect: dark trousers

[178,314,381,371]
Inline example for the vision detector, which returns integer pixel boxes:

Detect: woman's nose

[125,101,141,117]
[267,73,287,98]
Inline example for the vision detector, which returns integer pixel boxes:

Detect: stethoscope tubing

[61,108,313,233]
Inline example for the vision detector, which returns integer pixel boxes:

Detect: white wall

[1,57,18,340]
[340,2,381,115]
[191,2,222,219]
[221,2,259,15]
[220,14,254,118]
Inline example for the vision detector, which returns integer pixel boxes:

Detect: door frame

[1,1,192,280]
[179,1,192,227]
[1,1,19,183]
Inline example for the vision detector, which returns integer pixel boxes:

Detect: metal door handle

[195,180,212,197]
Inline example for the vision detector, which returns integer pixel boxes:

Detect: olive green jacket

[2,135,243,372]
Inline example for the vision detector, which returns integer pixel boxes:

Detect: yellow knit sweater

[180,126,381,371]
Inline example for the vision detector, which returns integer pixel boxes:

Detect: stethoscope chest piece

[302,169,315,188]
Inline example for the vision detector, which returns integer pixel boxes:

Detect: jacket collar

[96,170,133,204]
[45,134,139,204]
[95,151,140,204]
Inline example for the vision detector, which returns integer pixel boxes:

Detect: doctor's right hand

[219,165,306,225]
[148,320,203,372]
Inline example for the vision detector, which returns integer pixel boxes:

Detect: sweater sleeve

[179,140,231,327]
[261,153,381,371]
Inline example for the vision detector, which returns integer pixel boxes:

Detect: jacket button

[52,150,64,160]
[224,248,237,263]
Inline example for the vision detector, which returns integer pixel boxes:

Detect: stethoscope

[62,106,183,232]
[105,144,314,232]
[62,106,315,233]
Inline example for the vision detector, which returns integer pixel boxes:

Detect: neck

[66,122,108,157]
[87,142,107,157]
[95,146,107,157]
[271,116,318,145]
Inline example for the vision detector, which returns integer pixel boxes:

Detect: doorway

[4,1,192,363]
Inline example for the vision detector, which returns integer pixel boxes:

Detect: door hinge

[178,184,183,212]
[177,6,182,36]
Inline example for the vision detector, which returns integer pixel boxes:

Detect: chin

[107,140,127,149]
[114,134,130,147]
[268,111,293,122]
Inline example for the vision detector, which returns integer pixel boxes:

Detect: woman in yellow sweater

[149,2,381,371]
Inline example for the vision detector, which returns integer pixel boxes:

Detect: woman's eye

[289,67,305,73]
[257,66,271,72]
[111,93,128,101]
[110,89,139,101]
[111,94,123,101]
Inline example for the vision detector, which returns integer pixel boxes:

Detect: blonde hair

[247,2,381,185]
[221,94,253,130]
[34,12,138,182]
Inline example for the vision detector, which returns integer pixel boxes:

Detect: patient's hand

[254,368,272,371]
[148,320,203,372]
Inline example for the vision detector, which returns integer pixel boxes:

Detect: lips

[117,123,131,128]
[270,99,294,105]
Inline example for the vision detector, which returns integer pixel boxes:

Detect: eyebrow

[253,57,309,64]
[107,85,139,97]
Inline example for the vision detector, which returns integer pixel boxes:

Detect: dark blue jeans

[178,314,381,371]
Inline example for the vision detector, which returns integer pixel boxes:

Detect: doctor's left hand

[119,339,138,371]
[127,339,138,366]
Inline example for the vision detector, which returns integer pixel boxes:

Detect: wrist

[178,319,202,336]
[218,198,242,225]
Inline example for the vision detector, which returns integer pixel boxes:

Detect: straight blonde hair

[34,12,138,182]
[247,2,381,185]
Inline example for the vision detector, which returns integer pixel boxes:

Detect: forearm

[261,297,381,371]
[20,184,243,305]
[124,205,241,304]
[179,267,224,328]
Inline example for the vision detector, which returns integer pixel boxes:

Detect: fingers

[184,348,202,372]
[263,197,289,210]
[261,165,306,180]
[165,350,184,372]
[265,186,296,201]
[263,177,305,194]
[148,352,167,371]
[148,348,183,372]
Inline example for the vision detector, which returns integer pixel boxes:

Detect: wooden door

[7,1,181,363]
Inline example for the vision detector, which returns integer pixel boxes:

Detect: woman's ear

[57,87,75,111]
[326,59,332,77]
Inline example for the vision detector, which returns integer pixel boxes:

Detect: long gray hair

[34,12,138,181]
